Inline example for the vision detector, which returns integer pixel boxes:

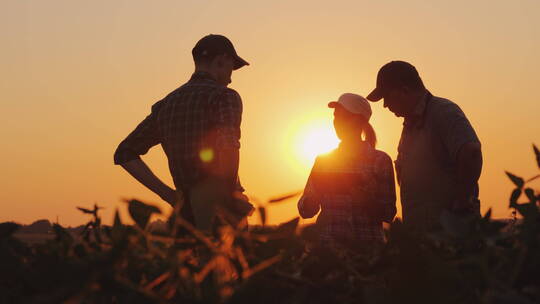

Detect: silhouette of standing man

[367,61,483,232]
[114,34,252,231]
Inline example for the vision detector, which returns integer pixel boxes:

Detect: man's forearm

[456,142,483,200]
[298,195,319,218]
[119,158,177,206]
[218,148,240,194]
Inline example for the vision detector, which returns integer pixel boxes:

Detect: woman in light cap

[298,93,396,248]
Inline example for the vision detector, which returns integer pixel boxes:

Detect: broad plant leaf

[277,217,299,234]
[113,209,122,228]
[77,207,94,214]
[268,192,301,203]
[127,199,161,229]
[509,188,521,207]
[505,171,524,188]
[513,202,537,219]
[483,208,492,220]
[258,207,266,226]
[524,188,537,203]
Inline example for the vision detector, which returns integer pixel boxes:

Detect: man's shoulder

[173,81,222,96]
[431,95,459,109]
[429,95,466,119]
[159,82,241,103]
[180,83,241,101]
[221,87,242,101]
[211,87,243,110]
[222,86,241,96]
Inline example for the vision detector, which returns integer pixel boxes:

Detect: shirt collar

[189,71,218,83]
[404,91,432,128]
[337,140,372,153]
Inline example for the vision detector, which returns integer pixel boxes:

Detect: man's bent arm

[297,162,321,219]
[455,141,483,205]
[120,158,178,206]
[215,88,243,195]
[218,147,240,194]
[113,102,176,204]
[435,102,482,211]
[298,184,321,219]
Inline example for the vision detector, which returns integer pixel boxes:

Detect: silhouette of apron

[395,97,457,232]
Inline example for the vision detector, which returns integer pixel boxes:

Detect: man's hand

[454,141,482,212]
[231,191,255,216]
[215,148,240,194]
[159,187,183,207]
[120,158,179,206]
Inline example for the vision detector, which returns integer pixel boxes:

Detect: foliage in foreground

[1,145,540,304]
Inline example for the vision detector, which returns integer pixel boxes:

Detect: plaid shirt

[114,71,242,192]
[298,142,396,244]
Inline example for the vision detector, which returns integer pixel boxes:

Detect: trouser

[173,178,254,233]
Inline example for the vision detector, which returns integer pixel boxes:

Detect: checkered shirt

[298,142,396,244]
[114,72,242,191]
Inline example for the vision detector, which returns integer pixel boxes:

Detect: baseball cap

[328,93,372,120]
[366,61,423,102]
[192,34,249,70]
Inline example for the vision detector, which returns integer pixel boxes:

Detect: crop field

[12,233,54,245]
[1,146,539,304]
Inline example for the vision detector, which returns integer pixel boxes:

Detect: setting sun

[292,120,340,166]
[300,125,339,161]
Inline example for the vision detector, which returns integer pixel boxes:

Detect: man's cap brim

[366,88,383,102]
[233,55,249,70]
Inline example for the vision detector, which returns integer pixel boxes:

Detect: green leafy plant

[0,145,539,303]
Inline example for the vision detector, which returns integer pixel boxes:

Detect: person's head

[366,61,426,117]
[192,34,249,86]
[328,93,377,147]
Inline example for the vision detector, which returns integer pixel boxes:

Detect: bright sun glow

[295,122,340,165]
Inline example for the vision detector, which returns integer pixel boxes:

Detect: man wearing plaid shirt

[298,94,396,246]
[114,35,252,230]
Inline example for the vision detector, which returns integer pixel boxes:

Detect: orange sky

[1,0,539,226]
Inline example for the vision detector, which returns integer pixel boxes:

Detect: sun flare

[296,122,340,164]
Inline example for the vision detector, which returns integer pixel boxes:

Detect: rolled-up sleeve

[114,108,161,165]
[436,103,480,162]
[215,89,242,150]
[298,179,321,218]
[298,159,322,218]
[374,153,397,222]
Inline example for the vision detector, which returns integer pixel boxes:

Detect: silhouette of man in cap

[367,61,482,232]
[114,34,252,231]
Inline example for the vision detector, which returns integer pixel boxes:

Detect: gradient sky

[1,0,539,226]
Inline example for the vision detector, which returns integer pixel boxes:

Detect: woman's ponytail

[362,122,377,148]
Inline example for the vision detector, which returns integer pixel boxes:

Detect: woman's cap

[328,93,372,120]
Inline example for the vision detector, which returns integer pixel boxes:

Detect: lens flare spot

[199,148,214,163]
